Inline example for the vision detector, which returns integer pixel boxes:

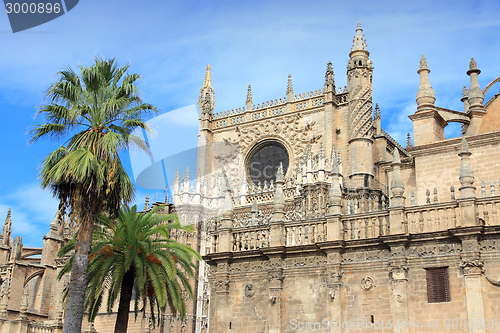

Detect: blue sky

[0,0,499,246]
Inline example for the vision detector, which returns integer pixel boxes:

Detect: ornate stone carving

[284,255,327,268]
[389,265,409,280]
[360,276,374,291]
[341,249,389,263]
[235,113,322,160]
[214,279,229,293]
[485,275,500,287]
[479,239,498,252]
[244,284,255,298]
[268,270,284,289]
[268,257,282,268]
[459,258,484,275]
[407,243,462,258]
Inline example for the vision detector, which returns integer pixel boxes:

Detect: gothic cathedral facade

[0,24,499,333]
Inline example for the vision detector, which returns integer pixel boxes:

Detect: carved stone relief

[459,258,484,275]
[244,284,255,298]
[360,276,374,291]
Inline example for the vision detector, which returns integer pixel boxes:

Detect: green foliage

[59,204,201,327]
[29,57,156,219]
[31,57,157,332]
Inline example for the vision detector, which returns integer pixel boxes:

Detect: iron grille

[425,267,450,303]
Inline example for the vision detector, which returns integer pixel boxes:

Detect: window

[425,267,450,303]
[246,140,289,184]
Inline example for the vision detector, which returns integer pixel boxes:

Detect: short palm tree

[58,204,200,333]
[29,58,156,333]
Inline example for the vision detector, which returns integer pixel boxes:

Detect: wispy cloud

[0,183,59,247]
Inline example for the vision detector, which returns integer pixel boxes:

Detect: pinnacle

[392,149,401,164]
[331,154,339,174]
[419,55,428,70]
[4,208,11,224]
[469,58,477,70]
[374,103,380,118]
[276,162,284,182]
[462,86,468,98]
[203,64,212,88]
[287,74,293,95]
[406,133,412,148]
[460,137,470,154]
[351,22,367,52]
[246,85,252,104]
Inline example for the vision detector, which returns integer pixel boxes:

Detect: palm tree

[58,204,200,333]
[29,58,156,333]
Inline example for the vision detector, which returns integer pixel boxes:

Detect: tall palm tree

[29,58,156,333]
[58,204,200,333]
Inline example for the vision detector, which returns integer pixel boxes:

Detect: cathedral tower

[346,23,374,186]
[197,64,215,183]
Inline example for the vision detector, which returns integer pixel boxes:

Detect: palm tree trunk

[114,269,135,333]
[63,214,95,333]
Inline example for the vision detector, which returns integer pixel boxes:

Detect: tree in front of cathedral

[58,205,200,333]
[29,58,156,333]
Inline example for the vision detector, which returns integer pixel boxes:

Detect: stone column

[385,240,409,333]
[210,260,230,333]
[267,256,284,333]
[457,137,477,227]
[389,264,409,333]
[457,232,485,333]
[327,154,343,241]
[324,249,342,333]
[459,258,485,333]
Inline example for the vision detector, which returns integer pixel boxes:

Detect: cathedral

[0,23,499,332]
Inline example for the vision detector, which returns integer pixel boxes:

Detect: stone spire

[182,166,190,192]
[374,103,381,135]
[273,163,285,222]
[390,149,405,207]
[351,22,368,53]
[1,209,12,246]
[374,103,380,119]
[416,55,436,111]
[458,137,476,198]
[286,74,293,101]
[328,155,342,214]
[462,86,470,113]
[246,85,252,111]
[250,200,258,226]
[467,58,485,113]
[173,168,180,195]
[46,206,63,239]
[144,194,150,211]
[406,133,412,149]
[221,174,234,221]
[324,61,335,92]
[198,64,215,116]
[346,22,373,186]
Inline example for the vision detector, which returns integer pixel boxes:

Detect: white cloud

[0,183,59,248]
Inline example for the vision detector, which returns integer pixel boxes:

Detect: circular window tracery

[246,140,289,184]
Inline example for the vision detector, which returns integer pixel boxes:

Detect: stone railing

[285,219,327,246]
[233,226,271,251]
[342,211,390,240]
[213,89,326,129]
[476,196,500,226]
[207,192,500,254]
[405,202,460,233]
[27,322,58,333]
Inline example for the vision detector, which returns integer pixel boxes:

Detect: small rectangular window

[426,267,450,303]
